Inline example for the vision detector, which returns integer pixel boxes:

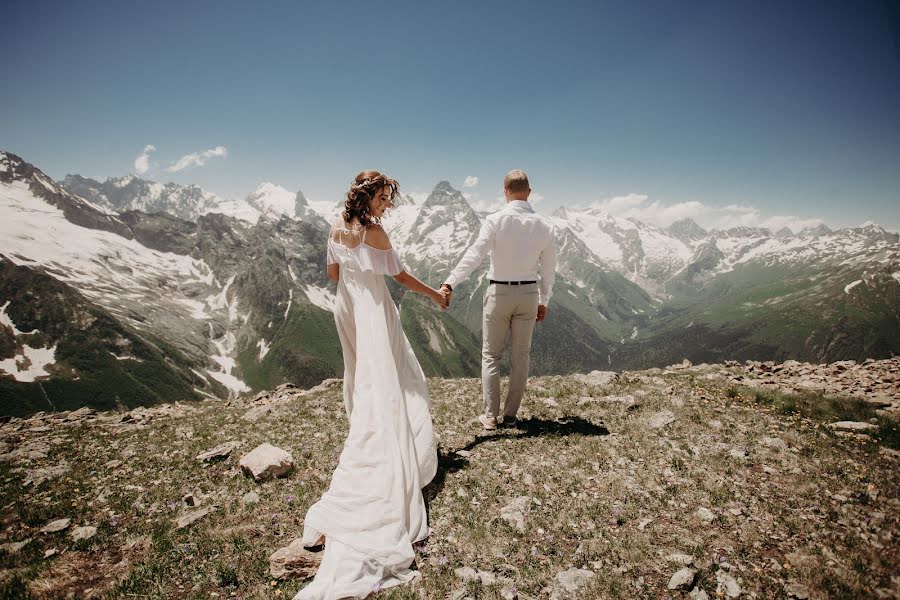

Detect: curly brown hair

[342,170,399,227]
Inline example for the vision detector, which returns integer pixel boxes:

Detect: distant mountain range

[2,150,898,417]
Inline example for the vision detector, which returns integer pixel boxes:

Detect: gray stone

[696,507,715,522]
[667,553,695,565]
[785,583,810,599]
[500,496,530,532]
[269,538,322,579]
[39,518,72,533]
[196,440,241,462]
[668,567,697,591]
[829,421,878,432]
[242,491,260,505]
[70,525,97,541]
[649,410,676,429]
[239,443,294,482]
[175,505,217,530]
[0,538,32,553]
[716,570,741,598]
[555,567,594,592]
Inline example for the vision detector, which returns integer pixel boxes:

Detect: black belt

[489,279,537,286]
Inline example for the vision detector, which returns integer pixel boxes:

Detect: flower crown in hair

[351,178,374,192]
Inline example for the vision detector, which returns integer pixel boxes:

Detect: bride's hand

[432,288,449,309]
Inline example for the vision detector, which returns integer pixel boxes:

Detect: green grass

[1,368,897,598]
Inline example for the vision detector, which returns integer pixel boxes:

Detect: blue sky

[4,0,900,231]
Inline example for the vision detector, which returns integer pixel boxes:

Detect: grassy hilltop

[0,362,897,599]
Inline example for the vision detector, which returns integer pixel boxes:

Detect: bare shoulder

[364,224,393,250]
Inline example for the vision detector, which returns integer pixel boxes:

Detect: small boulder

[649,410,676,429]
[175,506,217,530]
[196,440,241,462]
[668,567,697,591]
[829,421,878,433]
[70,526,97,541]
[500,496,530,532]
[39,518,72,533]
[239,443,294,482]
[269,538,322,579]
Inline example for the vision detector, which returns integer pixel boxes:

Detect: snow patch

[1,301,39,335]
[257,338,271,361]
[844,279,863,294]
[0,343,57,382]
[303,285,335,312]
[284,289,293,319]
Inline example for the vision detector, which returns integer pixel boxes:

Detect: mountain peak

[423,180,468,209]
[667,218,707,240]
[799,224,832,237]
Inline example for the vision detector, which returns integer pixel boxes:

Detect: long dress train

[293,223,438,600]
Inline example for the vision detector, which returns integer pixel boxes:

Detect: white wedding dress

[293,222,438,600]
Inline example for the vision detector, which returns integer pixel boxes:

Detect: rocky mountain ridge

[2,150,899,417]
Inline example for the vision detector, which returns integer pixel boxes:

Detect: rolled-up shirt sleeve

[445,218,495,288]
[539,228,557,304]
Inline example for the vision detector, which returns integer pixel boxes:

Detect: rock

[455,567,499,585]
[829,421,878,432]
[667,553,695,565]
[649,410,676,429]
[0,538,32,553]
[696,507,715,522]
[239,443,294,482]
[716,570,741,598]
[573,371,618,386]
[668,567,697,590]
[761,436,788,450]
[269,538,322,579]
[500,587,518,600]
[242,491,260,505]
[785,582,810,599]
[551,567,594,598]
[690,588,710,600]
[241,405,274,422]
[175,505,217,530]
[196,440,241,462]
[500,496,530,532]
[44,548,57,558]
[729,447,748,459]
[39,518,72,533]
[70,525,97,541]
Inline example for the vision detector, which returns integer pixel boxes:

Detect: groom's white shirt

[445,200,557,304]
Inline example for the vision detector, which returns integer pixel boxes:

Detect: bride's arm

[366,225,445,307]
[394,270,444,306]
[327,263,340,281]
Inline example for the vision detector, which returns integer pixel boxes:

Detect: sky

[3,0,900,232]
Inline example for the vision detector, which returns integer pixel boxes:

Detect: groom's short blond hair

[503,169,530,195]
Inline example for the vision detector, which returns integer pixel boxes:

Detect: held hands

[437,283,452,310]
[433,285,451,310]
[536,304,548,322]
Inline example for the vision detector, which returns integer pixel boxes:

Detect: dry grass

[1,365,898,599]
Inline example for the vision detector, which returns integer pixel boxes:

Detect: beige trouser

[482,282,540,418]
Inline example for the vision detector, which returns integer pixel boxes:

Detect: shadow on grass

[424,415,609,505]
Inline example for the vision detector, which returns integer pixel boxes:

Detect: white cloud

[582,194,823,233]
[165,145,227,172]
[463,175,479,188]
[133,144,156,175]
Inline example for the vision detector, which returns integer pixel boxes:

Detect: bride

[293,171,444,599]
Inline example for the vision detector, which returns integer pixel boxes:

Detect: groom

[440,169,557,430]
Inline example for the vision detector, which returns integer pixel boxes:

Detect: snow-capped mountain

[58,174,327,228]
[2,149,898,417]
[60,174,223,222]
